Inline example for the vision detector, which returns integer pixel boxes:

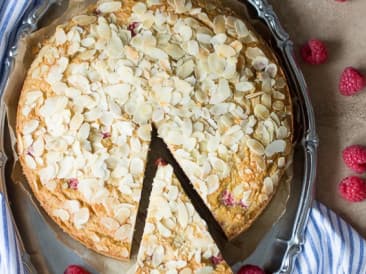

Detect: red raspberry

[68,178,79,190]
[335,0,347,2]
[339,67,366,96]
[342,145,366,173]
[155,158,168,167]
[64,265,90,274]
[221,190,234,206]
[339,176,366,202]
[300,39,328,65]
[238,264,266,274]
[128,22,139,37]
[102,132,111,139]
[211,254,224,265]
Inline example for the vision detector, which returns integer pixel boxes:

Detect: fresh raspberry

[342,145,366,173]
[155,158,168,166]
[68,178,79,190]
[238,264,266,274]
[300,39,328,65]
[335,0,347,2]
[339,67,366,96]
[338,176,366,202]
[64,265,90,274]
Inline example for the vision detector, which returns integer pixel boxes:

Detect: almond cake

[16,0,293,263]
[135,164,232,273]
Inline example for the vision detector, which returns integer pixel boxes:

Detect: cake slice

[136,164,232,273]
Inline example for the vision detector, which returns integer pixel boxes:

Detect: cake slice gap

[135,163,232,273]
[131,128,228,261]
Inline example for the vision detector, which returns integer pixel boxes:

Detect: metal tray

[0,0,318,273]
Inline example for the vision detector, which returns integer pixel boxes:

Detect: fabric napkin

[1,1,366,274]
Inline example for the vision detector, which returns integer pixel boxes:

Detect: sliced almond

[97,1,122,13]
[265,140,287,157]
[247,138,265,156]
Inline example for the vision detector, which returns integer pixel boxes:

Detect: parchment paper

[2,0,292,273]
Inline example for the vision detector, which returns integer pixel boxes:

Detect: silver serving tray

[0,0,318,273]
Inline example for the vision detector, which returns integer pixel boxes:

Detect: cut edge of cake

[135,164,232,273]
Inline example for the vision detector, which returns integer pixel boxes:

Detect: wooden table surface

[268,0,366,237]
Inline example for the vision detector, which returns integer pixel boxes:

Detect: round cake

[16,0,293,262]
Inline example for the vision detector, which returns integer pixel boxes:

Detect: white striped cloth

[0,194,24,274]
[293,202,366,274]
[1,1,366,274]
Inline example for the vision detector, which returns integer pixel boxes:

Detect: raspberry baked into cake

[16,0,293,265]
[136,164,231,273]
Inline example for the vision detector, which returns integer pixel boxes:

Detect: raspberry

[342,145,366,173]
[238,264,266,274]
[221,190,234,206]
[68,178,79,190]
[339,176,366,202]
[335,0,347,2]
[155,158,168,167]
[102,132,111,139]
[64,265,90,274]
[300,39,328,65]
[211,254,223,265]
[339,67,366,96]
[128,22,139,37]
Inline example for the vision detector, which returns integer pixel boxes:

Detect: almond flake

[177,60,194,79]
[101,217,120,231]
[24,155,36,169]
[97,1,122,13]
[215,44,236,58]
[234,19,249,38]
[73,207,90,228]
[132,2,147,14]
[130,158,144,175]
[186,40,199,56]
[213,15,226,34]
[247,138,265,156]
[114,224,132,241]
[55,28,67,45]
[157,221,171,237]
[72,15,96,26]
[207,175,219,194]
[245,47,265,59]
[263,177,274,194]
[265,140,287,157]
[53,209,70,222]
[152,246,164,267]
[196,33,212,44]
[210,79,231,104]
[236,82,254,93]
[177,201,188,228]
[253,56,269,71]
[254,104,270,120]
[162,43,185,60]
[22,120,39,135]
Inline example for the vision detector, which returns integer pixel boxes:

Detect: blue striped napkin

[1,1,366,274]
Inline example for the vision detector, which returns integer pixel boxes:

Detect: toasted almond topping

[97,1,122,13]
[247,138,265,156]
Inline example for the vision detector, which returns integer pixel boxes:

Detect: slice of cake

[136,164,232,273]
